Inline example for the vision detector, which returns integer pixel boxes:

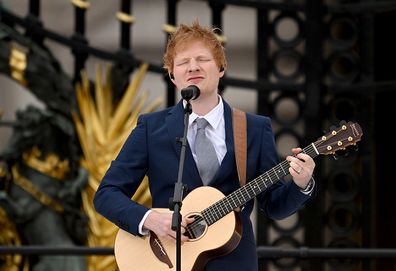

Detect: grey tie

[195,118,220,185]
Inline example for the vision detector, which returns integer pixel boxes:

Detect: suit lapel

[165,101,184,158]
[165,101,202,187]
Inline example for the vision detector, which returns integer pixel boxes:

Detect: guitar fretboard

[201,143,319,225]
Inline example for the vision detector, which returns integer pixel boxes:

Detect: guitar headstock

[314,121,363,156]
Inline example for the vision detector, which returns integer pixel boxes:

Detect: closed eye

[175,61,188,66]
[197,57,211,62]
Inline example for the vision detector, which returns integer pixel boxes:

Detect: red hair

[163,20,227,73]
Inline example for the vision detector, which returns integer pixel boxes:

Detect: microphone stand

[169,101,192,271]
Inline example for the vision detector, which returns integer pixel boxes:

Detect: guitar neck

[201,143,319,226]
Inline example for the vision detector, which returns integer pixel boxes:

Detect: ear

[219,67,225,78]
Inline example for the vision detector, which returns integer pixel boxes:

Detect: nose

[188,59,200,72]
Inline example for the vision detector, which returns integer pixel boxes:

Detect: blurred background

[0,0,395,270]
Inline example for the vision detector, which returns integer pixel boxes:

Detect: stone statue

[0,106,88,271]
[0,21,87,271]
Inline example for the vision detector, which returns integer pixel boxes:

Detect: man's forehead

[174,41,212,58]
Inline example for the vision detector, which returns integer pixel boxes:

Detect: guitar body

[114,186,242,271]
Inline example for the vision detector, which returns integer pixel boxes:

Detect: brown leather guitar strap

[232,108,247,187]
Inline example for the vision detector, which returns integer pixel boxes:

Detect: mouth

[187,76,204,84]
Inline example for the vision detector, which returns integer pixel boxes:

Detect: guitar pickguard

[149,232,173,268]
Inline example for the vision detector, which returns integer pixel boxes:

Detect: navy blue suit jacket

[94,100,313,271]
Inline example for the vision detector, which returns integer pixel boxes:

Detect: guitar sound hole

[184,213,207,241]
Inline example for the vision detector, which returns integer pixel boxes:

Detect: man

[94,21,316,270]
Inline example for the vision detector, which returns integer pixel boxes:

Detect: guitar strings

[186,144,320,233]
[195,126,354,229]
[185,139,335,234]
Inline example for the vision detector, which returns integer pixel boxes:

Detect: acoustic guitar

[114,121,363,271]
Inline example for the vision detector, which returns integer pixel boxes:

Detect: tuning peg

[335,149,349,157]
[342,150,350,157]
[339,120,347,125]
[329,125,337,131]
[353,144,359,152]
[332,153,339,160]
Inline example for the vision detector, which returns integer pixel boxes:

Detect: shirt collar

[185,95,224,129]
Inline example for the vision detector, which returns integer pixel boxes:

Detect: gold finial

[116,12,135,24]
[71,0,90,9]
[9,45,27,86]
[215,33,227,45]
[162,24,177,34]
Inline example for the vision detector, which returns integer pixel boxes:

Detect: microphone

[181,85,200,101]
